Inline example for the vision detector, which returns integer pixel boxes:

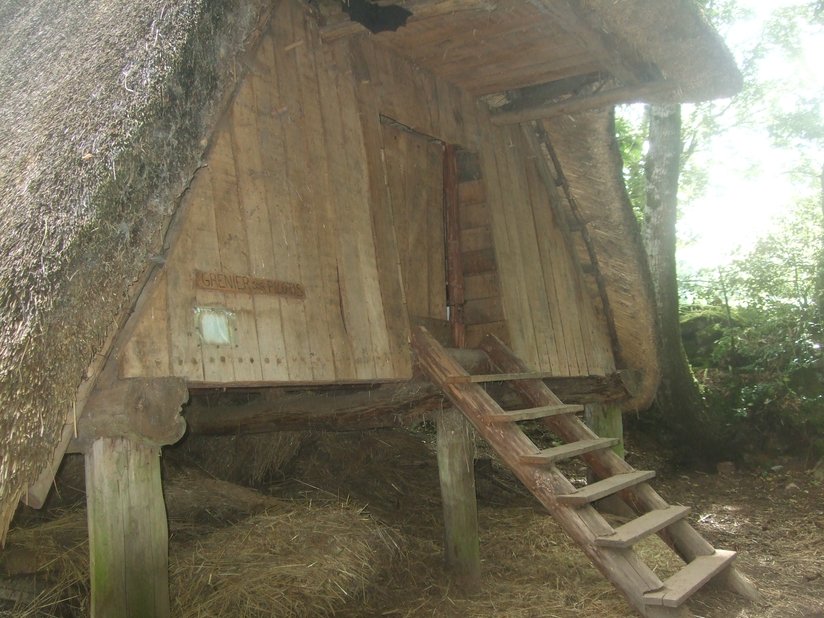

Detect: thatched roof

[0,0,270,539]
[541,110,661,411]
[579,0,743,102]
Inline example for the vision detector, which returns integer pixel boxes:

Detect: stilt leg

[86,437,170,618]
[436,406,481,593]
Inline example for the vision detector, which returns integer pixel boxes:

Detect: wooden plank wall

[120,0,615,385]
[380,122,447,323]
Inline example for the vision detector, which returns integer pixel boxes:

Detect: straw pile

[167,430,309,487]
[171,504,398,617]
[0,468,398,617]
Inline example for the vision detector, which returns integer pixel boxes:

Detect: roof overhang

[316,0,742,119]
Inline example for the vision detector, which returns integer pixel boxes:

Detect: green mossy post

[585,402,624,458]
[86,437,170,618]
[436,406,482,593]
[584,402,632,517]
[80,378,188,618]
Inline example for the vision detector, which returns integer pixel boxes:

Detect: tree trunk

[642,104,714,460]
[815,164,824,329]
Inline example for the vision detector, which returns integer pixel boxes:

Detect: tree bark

[642,104,713,459]
[816,163,824,329]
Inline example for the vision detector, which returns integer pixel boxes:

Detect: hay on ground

[167,430,309,487]
[1,467,397,617]
[171,504,398,617]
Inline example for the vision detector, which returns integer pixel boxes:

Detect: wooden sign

[194,270,305,299]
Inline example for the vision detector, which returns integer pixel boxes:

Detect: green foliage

[680,199,824,460]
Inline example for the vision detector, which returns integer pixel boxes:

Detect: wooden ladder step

[644,549,737,608]
[520,438,619,464]
[488,404,583,423]
[557,470,655,507]
[444,371,555,384]
[595,506,691,548]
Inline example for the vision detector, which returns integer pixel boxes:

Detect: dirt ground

[3,426,823,617]
[270,427,824,618]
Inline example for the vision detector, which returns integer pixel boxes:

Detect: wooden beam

[74,378,188,451]
[20,423,75,508]
[490,81,673,125]
[491,72,606,114]
[184,369,636,435]
[320,0,496,41]
[186,384,438,434]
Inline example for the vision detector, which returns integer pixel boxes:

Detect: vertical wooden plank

[229,41,291,382]
[522,142,581,375]
[86,438,170,618]
[311,38,379,379]
[525,122,616,375]
[436,407,482,594]
[348,37,413,378]
[211,116,263,383]
[524,148,589,375]
[426,138,447,320]
[481,123,542,370]
[165,170,220,382]
[264,27,314,381]
[119,276,170,378]
[271,0,334,380]
[403,131,431,317]
[381,123,447,323]
[333,38,395,377]
[292,9,359,379]
[499,125,560,374]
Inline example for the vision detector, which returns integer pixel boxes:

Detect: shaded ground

[270,428,824,618]
[3,427,823,617]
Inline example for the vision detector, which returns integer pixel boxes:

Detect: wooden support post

[585,402,633,517]
[436,406,481,594]
[86,437,170,618]
[79,378,188,618]
[584,402,624,458]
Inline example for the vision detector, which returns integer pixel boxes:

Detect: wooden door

[381,121,447,325]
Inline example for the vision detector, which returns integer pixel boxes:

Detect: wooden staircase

[411,326,758,618]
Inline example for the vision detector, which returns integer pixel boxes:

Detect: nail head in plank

[557,470,655,506]
[644,550,737,607]
[595,506,691,548]
[520,437,618,464]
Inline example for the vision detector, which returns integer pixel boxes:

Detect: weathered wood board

[120,0,616,385]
